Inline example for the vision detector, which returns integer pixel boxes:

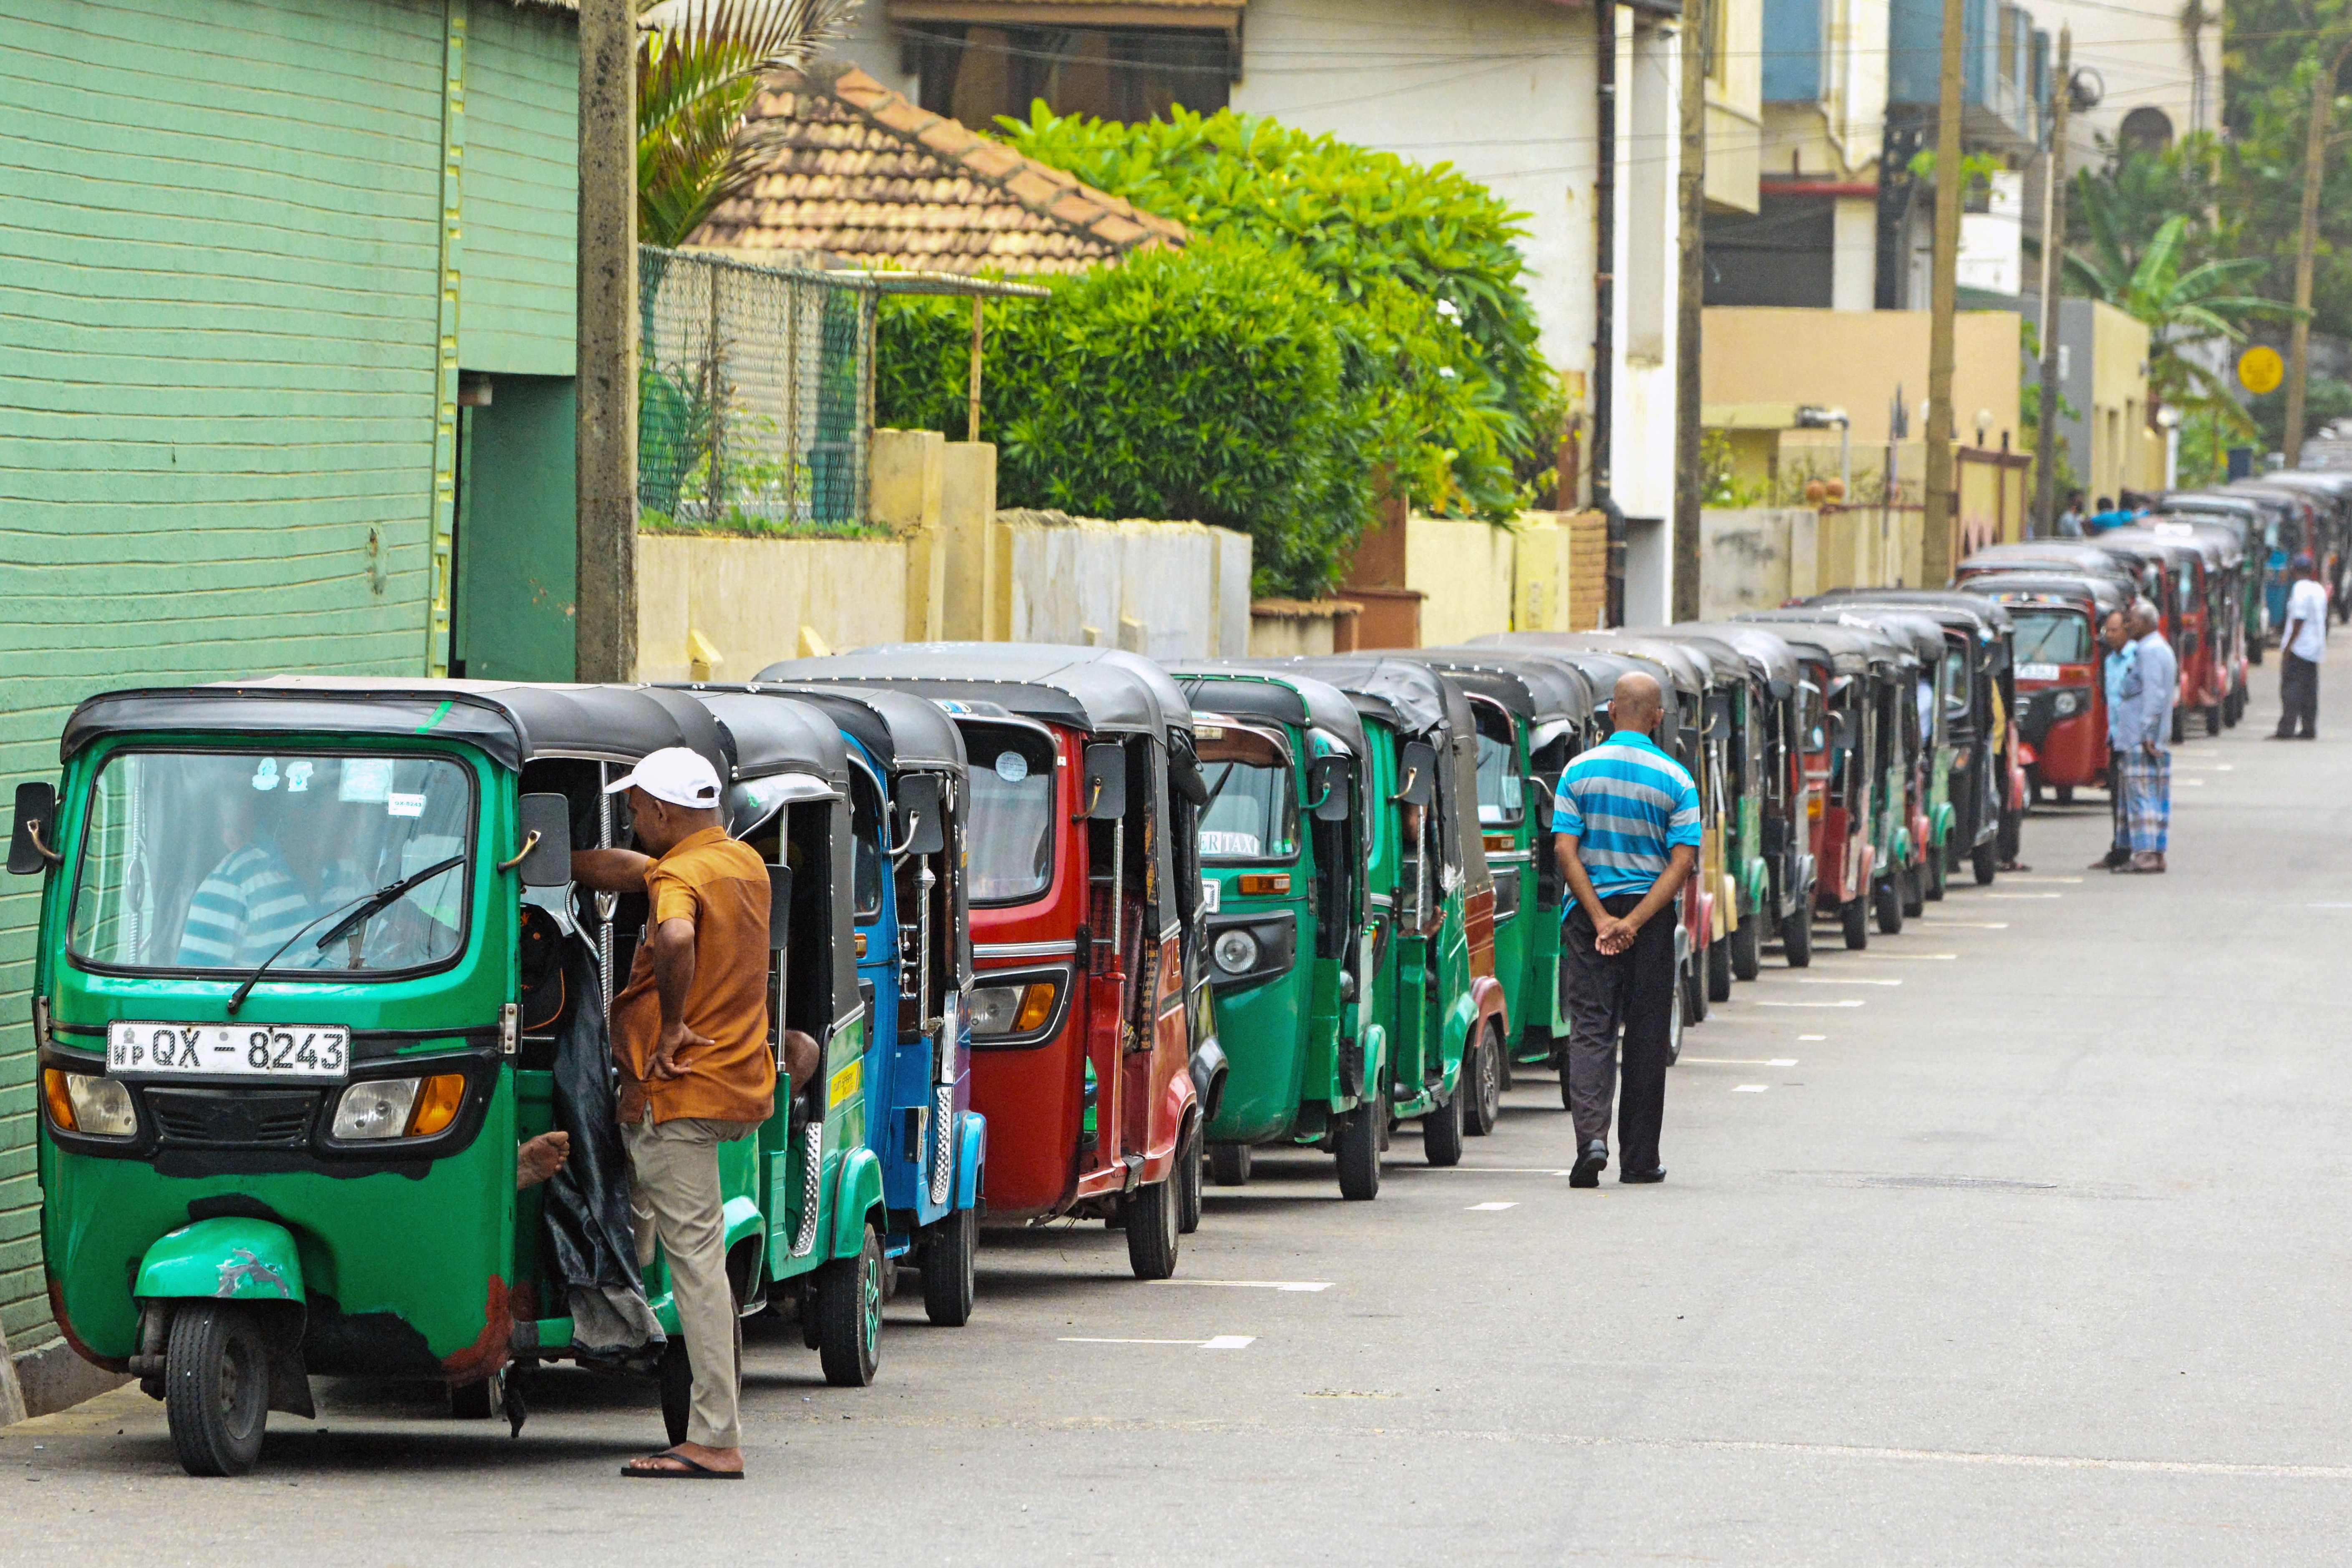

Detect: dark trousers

[1559,892,1676,1172]
[2278,651,2318,738]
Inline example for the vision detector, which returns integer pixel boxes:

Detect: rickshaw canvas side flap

[136,1217,305,1305]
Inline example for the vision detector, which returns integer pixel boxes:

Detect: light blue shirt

[2131,631,2177,750]
[2103,641,2141,750]
[1552,730,1703,900]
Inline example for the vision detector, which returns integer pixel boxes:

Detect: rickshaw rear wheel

[1842,898,1870,950]
[1337,1098,1383,1199]
[1421,1084,1464,1167]
[1209,1142,1252,1186]
[2054,785,2074,805]
[164,1303,270,1478]
[920,1204,977,1328]
[1926,850,1947,901]
[1464,1027,1502,1136]
[1875,877,1904,935]
[1971,842,1997,886]
[2206,702,2223,736]
[1707,937,1733,1002]
[1730,919,1761,981]
[1901,866,1924,919]
[1124,1175,1181,1280]
[1663,980,1685,1066]
[1781,907,1813,967]
[660,1309,744,1445]
[1175,1117,1204,1235]
[815,1225,883,1387]
[1683,954,1709,1024]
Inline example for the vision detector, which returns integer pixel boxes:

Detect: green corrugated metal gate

[0,0,577,1399]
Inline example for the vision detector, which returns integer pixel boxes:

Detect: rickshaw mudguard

[1740,858,1770,912]
[1467,975,1507,1043]
[830,1146,886,1260]
[1189,1036,1229,1126]
[136,1217,305,1306]
[1931,801,1956,846]
[954,1112,987,1211]
[721,1195,765,1280]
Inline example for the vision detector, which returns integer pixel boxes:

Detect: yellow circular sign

[2239,345,2285,396]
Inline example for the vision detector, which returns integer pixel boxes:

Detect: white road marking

[1843,952,1957,960]
[1465,1201,1518,1211]
[1158,1280,1331,1293]
[2178,778,2206,787]
[1794,976,1902,986]
[1751,998,1865,1008]
[1680,1057,1799,1066]
[1733,1084,1770,1093]
[2308,902,2352,909]
[1061,1336,1255,1349]
[1797,1033,1827,1041]
[1199,1336,1256,1351]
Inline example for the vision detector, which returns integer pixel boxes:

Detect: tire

[1842,897,1870,950]
[2170,707,2185,745]
[1901,864,1924,919]
[2251,638,2264,667]
[1208,1142,1252,1187]
[1996,805,2021,867]
[1663,975,1685,1067]
[1421,1083,1464,1167]
[2054,785,2074,805]
[1174,1118,1204,1236]
[1124,1174,1181,1280]
[164,1304,270,1477]
[1462,1031,1502,1136]
[1971,842,1997,886]
[2206,702,2223,737]
[1337,1096,1383,1200]
[450,1375,498,1420]
[1782,906,1814,967]
[1684,953,1710,1024]
[1496,1040,1515,1093]
[815,1224,883,1387]
[1730,918,1761,981]
[1926,847,1947,901]
[1875,876,1904,935]
[920,1204,977,1328]
[1707,936,1733,1001]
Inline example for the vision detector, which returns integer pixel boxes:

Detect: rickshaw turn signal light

[1013,982,1057,1033]
[1237,873,1291,896]
[43,1069,136,1139]
[408,1073,467,1137]
[1808,797,1823,819]
[40,1068,76,1132]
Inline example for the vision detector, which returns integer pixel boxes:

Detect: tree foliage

[878,239,1383,595]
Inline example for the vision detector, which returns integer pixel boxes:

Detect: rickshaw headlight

[1213,929,1260,975]
[333,1078,421,1141]
[44,1070,136,1139]
[2052,691,2083,717]
[969,982,1057,1039]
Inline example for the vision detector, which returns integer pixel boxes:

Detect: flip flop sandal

[622,1448,744,1480]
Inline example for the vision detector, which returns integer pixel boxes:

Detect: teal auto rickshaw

[14,679,886,1476]
[1164,664,1386,1197]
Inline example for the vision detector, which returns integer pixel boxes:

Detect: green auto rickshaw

[13,678,886,1476]
[1164,665,1385,1198]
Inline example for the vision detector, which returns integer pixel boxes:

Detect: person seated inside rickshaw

[174,768,320,967]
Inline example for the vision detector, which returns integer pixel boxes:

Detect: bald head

[1611,670,1664,736]
[2129,601,2160,638]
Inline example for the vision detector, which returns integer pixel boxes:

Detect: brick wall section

[0,0,575,1358]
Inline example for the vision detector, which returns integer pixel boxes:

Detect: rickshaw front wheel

[1337,1098,1383,1200]
[1875,877,1905,935]
[1707,937,1733,1002]
[1842,898,1870,950]
[1421,1086,1464,1167]
[659,1310,742,1445]
[1175,1118,1204,1235]
[1462,1032,1502,1137]
[1901,866,1925,919]
[1780,908,1813,968]
[1730,919,1761,981]
[1124,1175,1181,1280]
[1209,1141,1252,1186]
[816,1225,883,1387]
[920,1204,977,1328]
[1926,850,1947,901]
[164,1303,270,1477]
[1971,842,1998,886]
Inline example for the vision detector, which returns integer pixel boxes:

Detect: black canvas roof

[61,678,726,774]
[1774,605,1944,665]
[665,688,854,790]
[1958,541,2137,584]
[1165,665,1370,759]
[1196,656,1464,740]
[756,644,1190,739]
[1730,616,1882,675]
[1962,571,2133,617]
[1466,631,1708,698]
[725,683,967,773]
[1656,624,1802,693]
[1802,588,2015,637]
[1406,648,1597,727]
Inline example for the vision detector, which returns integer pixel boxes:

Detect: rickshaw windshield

[961,723,1057,905]
[2011,609,2091,664]
[1941,648,1970,721]
[1471,706,1524,826]
[69,750,474,975]
[1197,725,1300,862]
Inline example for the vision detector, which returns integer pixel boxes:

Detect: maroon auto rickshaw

[759,645,1216,1280]
[1960,573,2129,805]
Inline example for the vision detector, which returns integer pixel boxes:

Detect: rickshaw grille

[147,1088,318,1148]
[791,1121,823,1257]
[929,1085,955,1206]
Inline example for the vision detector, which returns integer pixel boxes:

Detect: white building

[825,0,1693,624]
[2029,0,2221,167]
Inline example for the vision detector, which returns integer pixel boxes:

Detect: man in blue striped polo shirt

[1553,670,1701,1187]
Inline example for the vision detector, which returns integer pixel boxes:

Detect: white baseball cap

[604,747,722,809]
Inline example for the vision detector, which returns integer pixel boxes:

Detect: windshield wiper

[221,855,464,1016]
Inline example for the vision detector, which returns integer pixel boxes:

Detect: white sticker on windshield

[386,792,426,819]
[341,759,395,804]
[250,758,280,792]
[285,760,314,794]
[994,752,1029,783]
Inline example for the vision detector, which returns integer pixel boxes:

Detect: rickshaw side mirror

[766,862,792,955]
[1827,711,1855,753]
[1081,743,1127,821]
[8,782,58,876]
[514,794,574,886]
[1308,755,1352,822]
[1392,742,1439,806]
[893,773,946,856]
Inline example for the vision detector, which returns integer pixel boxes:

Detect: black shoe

[1570,1140,1607,1188]
[1619,1167,1667,1184]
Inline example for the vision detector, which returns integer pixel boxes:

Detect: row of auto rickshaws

[5,611,2046,1474]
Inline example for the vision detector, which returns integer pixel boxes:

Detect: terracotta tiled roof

[689,62,1185,277]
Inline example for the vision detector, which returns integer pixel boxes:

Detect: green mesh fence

[638,246,876,536]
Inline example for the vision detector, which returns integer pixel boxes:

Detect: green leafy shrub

[878,239,1379,593]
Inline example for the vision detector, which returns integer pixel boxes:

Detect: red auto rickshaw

[1736,621,1882,949]
[758,645,1215,1280]
[1959,572,2128,805]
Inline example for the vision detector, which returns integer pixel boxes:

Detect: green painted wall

[0,0,575,1359]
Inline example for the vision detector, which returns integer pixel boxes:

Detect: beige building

[2019,295,2166,503]
[1704,0,1763,215]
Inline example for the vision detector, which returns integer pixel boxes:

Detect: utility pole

[576,0,638,681]
[2033,28,2072,536]
[2284,38,2351,470]
[1673,0,1707,621]
[1921,0,1965,585]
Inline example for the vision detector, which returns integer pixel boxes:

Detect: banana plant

[636,0,857,250]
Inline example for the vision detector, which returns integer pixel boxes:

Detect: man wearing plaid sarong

[2117,602,2177,874]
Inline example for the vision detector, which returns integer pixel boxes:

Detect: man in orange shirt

[573,747,773,1480]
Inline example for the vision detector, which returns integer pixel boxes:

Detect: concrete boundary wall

[993,510,1253,658]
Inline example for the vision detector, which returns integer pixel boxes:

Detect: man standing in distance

[2092,608,2140,871]
[574,747,774,1479]
[2119,602,2176,874]
[2271,554,2326,740]
[1553,672,1701,1188]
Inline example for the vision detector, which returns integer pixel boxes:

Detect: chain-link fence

[638,246,876,536]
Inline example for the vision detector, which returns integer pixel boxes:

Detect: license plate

[106,1022,351,1081]
[2018,662,2061,682]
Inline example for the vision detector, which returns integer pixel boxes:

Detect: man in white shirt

[2271,555,2327,740]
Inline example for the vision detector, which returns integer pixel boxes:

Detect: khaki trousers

[624,1114,757,1449]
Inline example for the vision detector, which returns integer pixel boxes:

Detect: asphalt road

[8,644,2351,1566]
